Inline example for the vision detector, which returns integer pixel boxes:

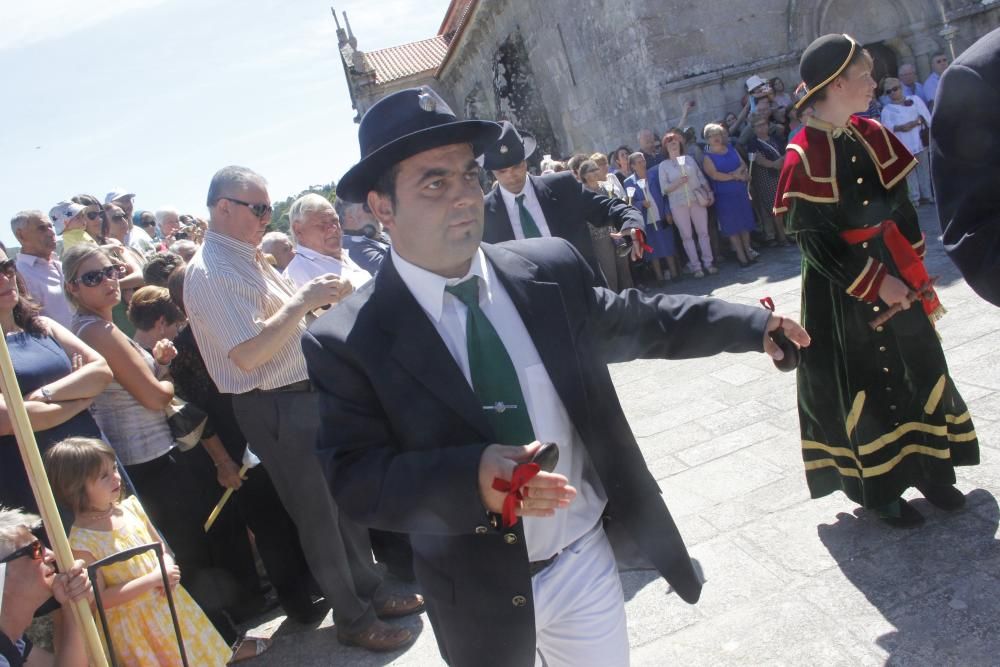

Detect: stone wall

[349,0,1000,157]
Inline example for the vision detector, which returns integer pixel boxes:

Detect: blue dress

[0,332,101,513]
[705,146,757,236]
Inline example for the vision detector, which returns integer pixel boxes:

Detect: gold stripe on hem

[924,375,947,414]
[845,391,866,438]
[804,442,965,479]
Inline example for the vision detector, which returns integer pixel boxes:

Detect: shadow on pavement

[818,488,999,665]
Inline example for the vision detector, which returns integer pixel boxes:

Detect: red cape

[774,115,917,214]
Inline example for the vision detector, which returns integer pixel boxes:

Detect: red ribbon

[491,462,540,528]
[840,220,942,317]
[633,228,654,254]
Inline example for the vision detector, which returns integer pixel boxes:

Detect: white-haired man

[154,207,181,243]
[9,211,74,327]
[260,231,296,271]
[0,507,92,666]
[283,193,372,289]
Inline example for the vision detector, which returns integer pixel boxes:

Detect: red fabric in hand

[492,462,541,528]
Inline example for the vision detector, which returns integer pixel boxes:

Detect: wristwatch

[39,387,53,403]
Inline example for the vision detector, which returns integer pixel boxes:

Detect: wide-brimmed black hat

[795,33,859,109]
[338,86,502,203]
[480,121,537,171]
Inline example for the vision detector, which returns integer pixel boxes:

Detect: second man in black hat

[482,121,644,287]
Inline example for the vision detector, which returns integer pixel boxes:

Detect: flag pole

[0,329,109,666]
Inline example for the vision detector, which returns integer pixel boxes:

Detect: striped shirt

[184,230,308,394]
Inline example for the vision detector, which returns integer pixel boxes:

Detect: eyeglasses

[109,213,129,222]
[1,539,43,564]
[884,86,901,94]
[218,197,273,220]
[72,264,127,287]
[0,259,15,275]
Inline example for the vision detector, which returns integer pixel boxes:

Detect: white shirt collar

[498,175,530,200]
[392,247,492,322]
[15,253,45,267]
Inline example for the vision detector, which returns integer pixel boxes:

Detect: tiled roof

[362,35,451,85]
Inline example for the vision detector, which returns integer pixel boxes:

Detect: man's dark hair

[371,163,401,208]
[143,251,184,287]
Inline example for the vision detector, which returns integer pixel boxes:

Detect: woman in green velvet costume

[775,34,979,527]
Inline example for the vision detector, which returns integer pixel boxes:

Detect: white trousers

[532,523,630,667]
[906,149,934,202]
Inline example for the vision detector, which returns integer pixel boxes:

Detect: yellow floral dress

[70,496,232,666]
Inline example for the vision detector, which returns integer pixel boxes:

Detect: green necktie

[445,278,535,445]
[515,194,542,239]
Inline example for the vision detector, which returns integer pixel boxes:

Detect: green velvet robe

[785,125,978,508]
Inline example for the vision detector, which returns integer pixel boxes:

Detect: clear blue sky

[0,0,451,248]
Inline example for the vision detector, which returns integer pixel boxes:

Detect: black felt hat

[795,33,859,109]
[337,86,502,203]
[480,121,537,171]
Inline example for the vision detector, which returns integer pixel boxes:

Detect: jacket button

[863,200,869,206]
[851,156,857,163]
[862,242,869,249]
[856,177,864,184]
[475,525,488,535]
[879,346,886,352]
[890,405,897,410]
[504,533,517,545]
[876,326,884,332]
[873,305,880,312]
[883,367,890,373]
[489,515,500,529]
[512,595,527,607]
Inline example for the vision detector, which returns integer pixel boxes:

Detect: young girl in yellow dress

[44,436,270,665]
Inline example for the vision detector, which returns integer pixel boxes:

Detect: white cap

[49,201,86,235]
[745,75,767,92]
[104,188,135,205]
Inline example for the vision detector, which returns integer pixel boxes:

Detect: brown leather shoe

[337,619,414,652]
[375,593,425,619]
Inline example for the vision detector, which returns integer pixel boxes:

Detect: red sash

[840,220,942,318]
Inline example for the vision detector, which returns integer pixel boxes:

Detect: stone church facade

[336,0,1000,158]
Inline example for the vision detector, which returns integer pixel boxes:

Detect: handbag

[918,116,930,149]
[693,185,715,207]
[165,397,208,451]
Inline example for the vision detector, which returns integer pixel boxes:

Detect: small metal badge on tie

[484,401,518,413]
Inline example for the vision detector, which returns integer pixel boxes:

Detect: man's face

[492,161,529,194]
[756,98,771,115]
[899,65,917,86]
[368,143,483,278]
[217,183,272,246]
[293,206,343,259]
[105,204,130,242]
[113,195,134,220]
[638,130,656,154]
[160,212,180,239]
[271,239,296,270]
[2,528,56,609]
[932,55,949,74]
[16,215,57,257]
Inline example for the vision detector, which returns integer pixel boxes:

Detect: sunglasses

[0,259,15,275]
[85,210,107,222]
[884,86,901,94]
[72,264,127,287]
[110,213,129,222]
[219,197,273,220]
[1,538,43,564]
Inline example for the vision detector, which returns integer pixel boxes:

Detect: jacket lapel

[531,174,562,235]
[484,187,515,243]
[376,257,493,440]
[482,244,591,438]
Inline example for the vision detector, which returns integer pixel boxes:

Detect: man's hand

[297,273,354,311]
[52,560,94,605]
[878,274,912,308]
[762,314,811,361]
[215,459,244,490]
[478,442,576,518]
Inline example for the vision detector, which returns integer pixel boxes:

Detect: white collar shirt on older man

[184,230,308,394]
[14,253,74,328]
[283,244,372,289]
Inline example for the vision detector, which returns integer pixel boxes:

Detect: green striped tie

[445,278,535,445]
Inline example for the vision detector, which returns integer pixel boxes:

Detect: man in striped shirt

[184,165,424,652]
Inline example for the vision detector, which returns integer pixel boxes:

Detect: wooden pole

[0,330,109,666]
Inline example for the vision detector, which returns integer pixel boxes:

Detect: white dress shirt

[283,244,372,289]
[14,253,73,328]
[392,247,608,561]
[498,179,553,239]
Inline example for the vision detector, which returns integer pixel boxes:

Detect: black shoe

[917,483,966,510]
[286,599,330,625]
[875,498,925,528]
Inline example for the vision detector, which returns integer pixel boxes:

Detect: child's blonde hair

[44,437,122,513]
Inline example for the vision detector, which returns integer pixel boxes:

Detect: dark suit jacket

[932,27,1000,306]
[302,238,769,667]
[483,172,643,278]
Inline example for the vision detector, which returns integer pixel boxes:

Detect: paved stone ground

[245,205,999,666]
